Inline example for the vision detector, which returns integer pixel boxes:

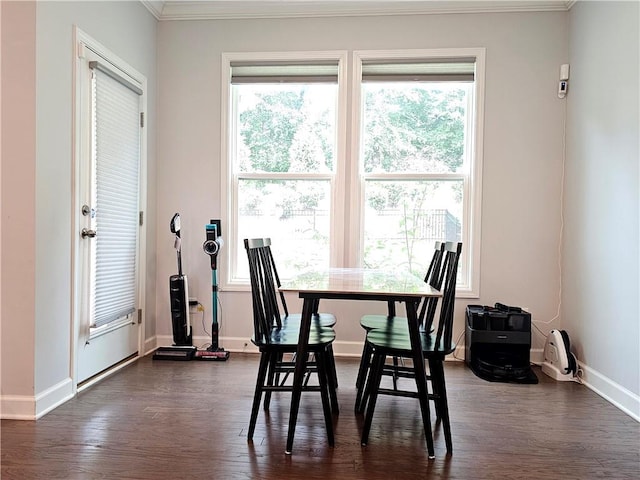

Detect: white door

[75,32,145,384]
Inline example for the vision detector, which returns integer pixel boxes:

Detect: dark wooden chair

[354,241,445,411]
[360,241,462,456]
[244,238,338,446]
[259,237,338,390]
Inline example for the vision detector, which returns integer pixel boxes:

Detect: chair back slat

[419,241,445,332]
[245,238,270,344]
[244,237,286,345]
[265,245,290,318]
[433,241,462,351]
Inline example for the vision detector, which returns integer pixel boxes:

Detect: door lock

[81,228,97,239]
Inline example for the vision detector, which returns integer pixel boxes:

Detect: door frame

[71,26,147,391]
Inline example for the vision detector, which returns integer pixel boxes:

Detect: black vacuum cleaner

[153,213,197,361]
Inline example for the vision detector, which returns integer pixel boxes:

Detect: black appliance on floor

[153,213,196,361]
[465,303,537,384]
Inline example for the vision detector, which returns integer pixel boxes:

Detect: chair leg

[323,348,339,414]
[412,354,435,458]
[327,344,338,389]
[361,352,386,445]
[391,355,400,391]
[263,351,279,410]
[316,349,335,447]
[355,341,373,413]
[429,357,452,454]
[248,351,270,441]
[426,359,442,420]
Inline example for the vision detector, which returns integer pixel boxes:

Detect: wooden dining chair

[244,238,338,446]
[359,241,462,455]
[259,238,338,391]
[354,241,445,412]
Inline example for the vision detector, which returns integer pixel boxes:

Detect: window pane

[362,82,469,174]
[236,179,331,279]
[363,180,462,276]
[234,83,337,173]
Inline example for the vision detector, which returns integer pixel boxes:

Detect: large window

[222,49,484,295]
[356,55,479,289]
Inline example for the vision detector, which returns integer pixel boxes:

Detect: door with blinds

[75,31,145,384]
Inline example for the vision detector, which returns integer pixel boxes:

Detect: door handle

[81,228,97,239]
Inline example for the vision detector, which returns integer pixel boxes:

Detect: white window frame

[220,48,483,297]
[220,51,348,290]
[351,49,484,297]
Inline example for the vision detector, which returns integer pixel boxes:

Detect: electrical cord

[196,302,211,350]
[451,329,466,361]
[533,99,566,336]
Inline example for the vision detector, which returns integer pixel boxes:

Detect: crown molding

[140,0,164,19]
[143,1,572,22]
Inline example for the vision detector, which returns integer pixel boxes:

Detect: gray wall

[156,11,568,357]
[564,1,639,417]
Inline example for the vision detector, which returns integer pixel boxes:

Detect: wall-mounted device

[196,219,229,361]
[558,63,570,99]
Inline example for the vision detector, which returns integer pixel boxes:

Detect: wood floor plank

[2,354,638,479]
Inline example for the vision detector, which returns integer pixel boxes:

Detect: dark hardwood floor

[1,354,638,479]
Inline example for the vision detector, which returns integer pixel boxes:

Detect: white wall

[156,12,568,356]
[565,1,639,418]
[1,0,157,419]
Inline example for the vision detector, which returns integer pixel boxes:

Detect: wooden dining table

[279,267,442,455]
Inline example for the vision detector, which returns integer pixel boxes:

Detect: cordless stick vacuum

[153,213,197,361]
[194,219,229,361]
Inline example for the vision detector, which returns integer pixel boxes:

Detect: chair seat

[253,325,336,349]
[365,327,456,356]
[360,314,409,333]
[282,312,336,328]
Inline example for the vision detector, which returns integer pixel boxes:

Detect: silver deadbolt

[81,228,97,239]
[81,205,96,218]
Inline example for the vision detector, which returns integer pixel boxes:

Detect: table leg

[406,300,435,458]
[285,296,313,455]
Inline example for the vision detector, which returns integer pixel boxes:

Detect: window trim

[220,51,348,291]
[351,49,485,297]
[220,48,484,298]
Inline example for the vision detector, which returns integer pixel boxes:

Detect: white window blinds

[91,63,141,329]
[362,59,476,82]
[231,62,339,84]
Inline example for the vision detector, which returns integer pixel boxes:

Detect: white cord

[533,98,566,331]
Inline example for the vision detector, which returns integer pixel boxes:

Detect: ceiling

[141,1,574,21]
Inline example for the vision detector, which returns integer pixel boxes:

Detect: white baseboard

[154,335,365,357]
[576,362,640,422]
[1,394,36,420]
[1,377,74,420]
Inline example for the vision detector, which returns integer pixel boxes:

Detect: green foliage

[239,90,304,172]
[363,84,466,176]
[235,81,466,273]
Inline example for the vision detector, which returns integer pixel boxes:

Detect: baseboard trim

[155,335,367,357]
[35,378,74,419]
[1,377,74,420]
[1,394,35,420]
[576,362,640,422]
